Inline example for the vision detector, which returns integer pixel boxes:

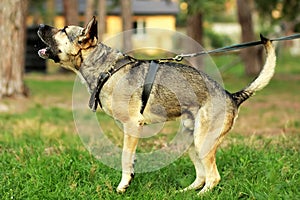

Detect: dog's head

[37,17,98,71]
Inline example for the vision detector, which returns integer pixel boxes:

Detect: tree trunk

[121,0,133,52]
[0,0,28,99]
[186,12,204,69]
[85,0,95,25]
[282,21,295,47]
[63,0,79,25]
[237,0,262,76]
[187,12,204,46]
[98,0,106,42]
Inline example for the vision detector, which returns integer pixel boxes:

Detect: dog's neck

[79,42,125,92]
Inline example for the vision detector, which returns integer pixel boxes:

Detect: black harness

[88,57,159,114]
[140,60,159,114]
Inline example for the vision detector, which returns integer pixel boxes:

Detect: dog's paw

[116,185,128,193]
[116,172,134,193]
[197,187,211,196]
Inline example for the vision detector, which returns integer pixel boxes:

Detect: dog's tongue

[38,48,49,59]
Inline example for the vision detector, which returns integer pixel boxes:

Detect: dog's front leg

[116,122,141,193]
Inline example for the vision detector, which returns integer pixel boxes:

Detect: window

[133,20,146,35]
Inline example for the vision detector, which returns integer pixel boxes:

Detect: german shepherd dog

[38,17,276,194]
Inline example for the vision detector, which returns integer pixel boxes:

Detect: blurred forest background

[1,0,300,99]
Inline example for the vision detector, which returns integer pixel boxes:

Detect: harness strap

[89,72,109,111]
[140,60,159,114]
[89,55,137,112]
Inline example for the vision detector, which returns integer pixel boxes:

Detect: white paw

[116,185,128,193]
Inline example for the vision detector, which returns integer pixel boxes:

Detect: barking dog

[37,17,276,194]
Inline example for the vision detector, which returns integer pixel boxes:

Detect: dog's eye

[62,26,68,32]
[61,26,69,37]
[78,40,83,44]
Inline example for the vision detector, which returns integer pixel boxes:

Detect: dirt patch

[232,93,300,137]
[0,97,32,114]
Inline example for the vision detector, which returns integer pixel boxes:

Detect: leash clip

[173,55,184,62]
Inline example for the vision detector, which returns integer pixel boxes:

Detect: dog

[37,17,276,194]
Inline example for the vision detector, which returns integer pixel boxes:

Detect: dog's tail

[231,35,276,107]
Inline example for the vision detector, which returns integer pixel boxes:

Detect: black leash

[165,33,300,62]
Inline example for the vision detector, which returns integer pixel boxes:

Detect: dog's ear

[80,16,98,46]
[84,16,98,39]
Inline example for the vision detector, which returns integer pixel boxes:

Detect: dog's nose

[38,24,57,33]
[38,24,46,33]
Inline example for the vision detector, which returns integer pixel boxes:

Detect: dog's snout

[39,24,52,31]
[38,24,57,34]
[39,24,45,29]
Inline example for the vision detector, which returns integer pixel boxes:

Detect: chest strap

[140,60,159,114]
[89,56,137,112]
[89,59,160,115]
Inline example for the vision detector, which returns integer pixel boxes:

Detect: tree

[85,0,95,25]
[183,0,226,46]
[182,0,226,68]
[254,0,300,45]
[63,0,79,25]
[0,0,28,99]
[121,0,133,51]
[187,12,204,50]
[237,0,263,76]
[98,0,107,42]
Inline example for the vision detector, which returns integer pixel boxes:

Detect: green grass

[1,52,300,199]
[1,126,299,199]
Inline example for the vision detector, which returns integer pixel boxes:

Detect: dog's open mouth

[37,30,51,59]
[38,47,50,59]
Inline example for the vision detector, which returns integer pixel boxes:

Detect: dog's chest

[99,66,146,121]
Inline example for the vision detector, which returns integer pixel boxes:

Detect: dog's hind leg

[116,121,142,193]
[194,104,236,195]
[191,106,222,194]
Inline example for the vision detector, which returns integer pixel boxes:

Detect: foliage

[255,0,300,21]
[254,0,300,33]
[28,0,47,17]
[177,0,228,26]
[205,29,233,48]
[183,0,226,16]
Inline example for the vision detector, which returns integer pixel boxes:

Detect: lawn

[0,51,299,199]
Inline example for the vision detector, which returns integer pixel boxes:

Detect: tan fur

[37,17,276,195]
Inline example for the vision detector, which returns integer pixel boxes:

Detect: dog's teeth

[38,48,48,59]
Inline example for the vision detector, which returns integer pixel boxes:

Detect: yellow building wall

[104,15,177,55]
[54,16,66,28]
[106,15,176,36]
[145,15,176,30]
[106,16,123,35]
